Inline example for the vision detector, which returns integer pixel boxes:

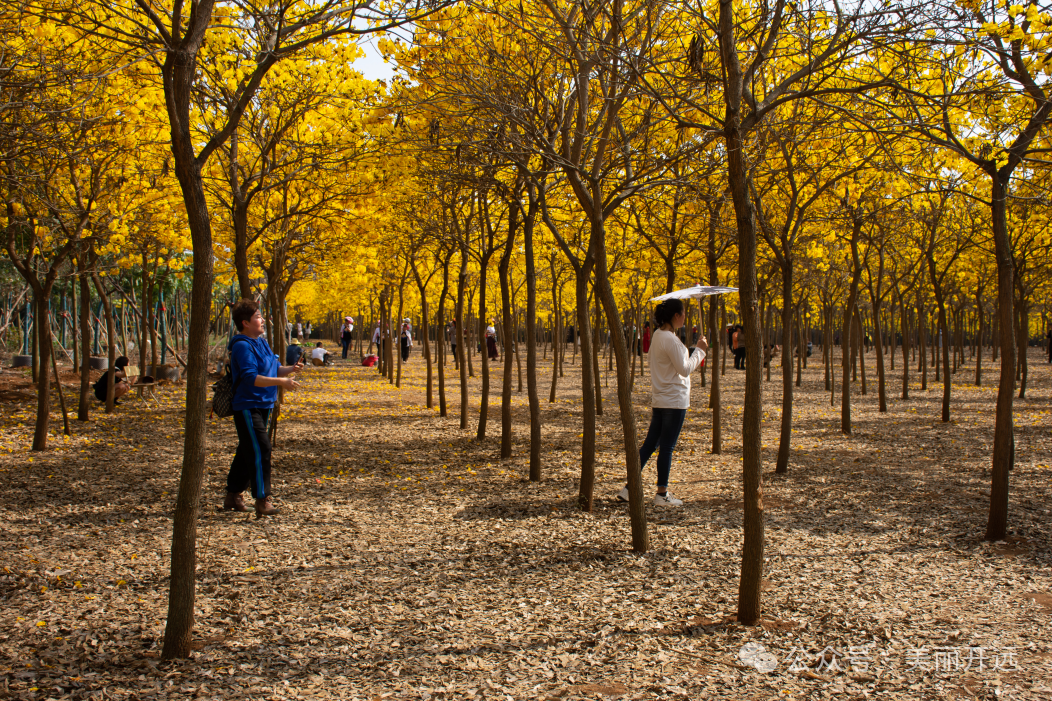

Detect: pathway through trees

[1,349,1050,699]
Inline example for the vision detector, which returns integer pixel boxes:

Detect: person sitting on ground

[286,340,305,366]
[763,344,781,368]
[93,356,131,405]
[311,342,332,366]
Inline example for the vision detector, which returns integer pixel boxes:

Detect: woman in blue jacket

[223,300,303,516]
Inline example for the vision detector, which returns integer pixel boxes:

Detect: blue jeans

[639,408,687,488]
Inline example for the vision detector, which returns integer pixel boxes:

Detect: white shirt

[372,327,380,344]
[486,325,496,338]
[311,347,327,360]
[648,329,705,409]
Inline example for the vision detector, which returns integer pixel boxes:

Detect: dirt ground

[0,343,1050,700]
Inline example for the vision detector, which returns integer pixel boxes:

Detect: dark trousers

[734,348,746,369]
[401,338,411,362]
[228,408,272,499]
[638,407,687,488]
[342,336,352,358]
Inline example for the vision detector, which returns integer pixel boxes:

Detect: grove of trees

[3,0,1052,658]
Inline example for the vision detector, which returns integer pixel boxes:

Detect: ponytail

[654,298,684,327]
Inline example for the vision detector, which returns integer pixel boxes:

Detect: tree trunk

[929,266,952,422]
[396,265,407,389]
[1016,303,1028,399]
[873,302,887,412]
[707,250,721,454]
[575,268,597,511]
[160,36,220,654]
[78,257,93,421]
[31,289,54,450]
[499,211,517,459]
[975,293,984,387]
[591,216,647,553]
[592,291,603,416]
[455,252,469,430]
[523,190,542,482]
[840,218,862,435]
[718,0,764,623]
[901,298,911,400]
[437,254,451,418]
[856,311,867,395]
[986,173,1015,542]
[775,263,793,475]
[549,274,560,403]
[476,270,490,440]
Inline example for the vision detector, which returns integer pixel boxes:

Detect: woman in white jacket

[618,297,708,506]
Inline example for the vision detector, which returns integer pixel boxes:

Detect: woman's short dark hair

[232,299,259,331]
[115,356,130,368]
[654,298,684,327]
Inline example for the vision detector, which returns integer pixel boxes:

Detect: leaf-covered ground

[1,344,1050,700]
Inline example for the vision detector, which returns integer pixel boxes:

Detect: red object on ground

[362,355,377,367]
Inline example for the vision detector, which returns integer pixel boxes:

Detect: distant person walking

[341,316,354,359]
[732,324,746,370]
[616,298,707,507]
[485,321,499,361]
[222,300,303,517]
[400,322,413,362]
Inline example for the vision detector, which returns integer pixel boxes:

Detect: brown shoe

[223,492,247,512]
[255,496,279,517]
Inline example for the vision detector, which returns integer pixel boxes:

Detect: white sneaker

[616,486,629,502]
[653,491,683,507]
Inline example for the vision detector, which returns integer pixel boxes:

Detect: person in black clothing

[341,317,355,359]
[94,356,130,404]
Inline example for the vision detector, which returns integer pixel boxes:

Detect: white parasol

[650,285,739,302]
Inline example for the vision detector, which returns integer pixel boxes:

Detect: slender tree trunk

[975,293,984,387]
[775,264,793,475]
[1016,303,1028,399]
[456,251,469,430]
[873,302,887,412]
[575,266,597,511]
[592,291,603,416]
[31,289,54,450]
[549,274,560,403]
[499,212,518,459]
[396,265,407,389]
[823,301,832,392]
[856,311,867,395]
[901,299,911,400]
[707,240,721,453]
[476,258,491,441]
[591,216,646,553]
[986,174,1015,541]
[78,258,93,421]
[841,219,862,435]
[719,2,764,623]
[523,191,541,481]
[930,275,952,422]
[437,255,451,418]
